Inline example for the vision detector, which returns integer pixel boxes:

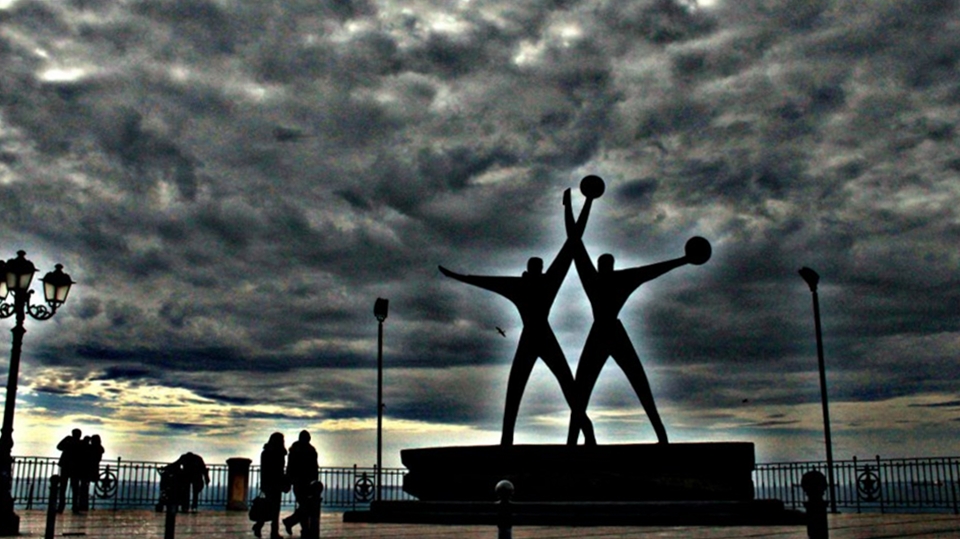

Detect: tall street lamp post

[799,266,837,514]
[373,298,389,502]
[0,251,74,536]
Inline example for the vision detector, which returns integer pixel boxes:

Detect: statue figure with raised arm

[565,175,711,445]
[439,183,601,446]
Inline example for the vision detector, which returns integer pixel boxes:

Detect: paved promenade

[14,509,960,538]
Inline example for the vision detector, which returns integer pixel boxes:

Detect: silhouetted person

[76,434,104,511]
[440,188,596,446]
[253,433,286,539]
[56,428,83,513]
[282,430,319,535]
[174,452,210,512]
[565,181,711,444]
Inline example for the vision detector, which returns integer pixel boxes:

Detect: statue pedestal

[344,442,804,525]
[402,443,755,502]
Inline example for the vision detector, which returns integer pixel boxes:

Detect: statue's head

[524,257,544,276]
[598,254,614,273]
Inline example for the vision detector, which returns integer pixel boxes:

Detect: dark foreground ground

[14,509,960,538]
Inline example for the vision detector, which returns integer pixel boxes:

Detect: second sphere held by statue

[580,175,605,199]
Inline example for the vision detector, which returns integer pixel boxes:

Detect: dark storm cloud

[2,0,960,460]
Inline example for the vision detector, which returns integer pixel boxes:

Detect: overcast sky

[1,0,958,469]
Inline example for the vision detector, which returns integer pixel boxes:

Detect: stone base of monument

[404,442,755,502]
[343,443,804,525]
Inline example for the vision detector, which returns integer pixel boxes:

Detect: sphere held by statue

[580,175,605,199]
[685,236,711,265]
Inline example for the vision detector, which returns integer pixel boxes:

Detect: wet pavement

[14,509,960,538]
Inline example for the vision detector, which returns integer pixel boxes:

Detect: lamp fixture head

[799,266,820,292]
[5,250,37,293]
[374,297,389,322]
[41,264,74,307]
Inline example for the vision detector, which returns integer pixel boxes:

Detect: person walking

[282,430,319,535]
[252,433,287,539]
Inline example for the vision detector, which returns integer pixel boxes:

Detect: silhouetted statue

[439,187,599,446]
[565,176,711,444]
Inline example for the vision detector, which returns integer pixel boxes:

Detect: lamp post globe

[0,251,73,536]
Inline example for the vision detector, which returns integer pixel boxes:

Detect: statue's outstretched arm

[438,265,514,296]
[618,257,688,290]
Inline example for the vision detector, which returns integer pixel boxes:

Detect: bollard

[802,470,829,539]
[45,474,59,539]
[495,480,514,539]
[302,480,324,539]
[162,465,180,539]
[226,457,252,511]
[164,501,177,539]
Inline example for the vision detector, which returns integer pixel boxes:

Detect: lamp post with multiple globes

[0,251,74,536]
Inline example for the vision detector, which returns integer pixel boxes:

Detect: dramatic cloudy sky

[1,0,958,469]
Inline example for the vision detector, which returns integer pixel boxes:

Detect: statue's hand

[563,188,571,207]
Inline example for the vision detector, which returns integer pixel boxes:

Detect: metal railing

[11,456,414,511]
[13,454,960,513]
[755,455,960,514]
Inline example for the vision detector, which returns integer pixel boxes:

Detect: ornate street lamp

[0,251,73,536]
[799,267,837,514]
[373,298,388,502]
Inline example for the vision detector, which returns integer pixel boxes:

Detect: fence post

[496,480,514,539]
[113,457,121,511]
[949,457,958,515]
[802,470,828,539]
[44,474,59,539]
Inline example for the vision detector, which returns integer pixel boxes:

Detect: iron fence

[10,456,414,511]
[13,454,960,513]
[754,455,960,514]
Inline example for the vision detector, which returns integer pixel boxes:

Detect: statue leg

[539,331,596,446]
[501,335,537,446]
[610,324,668,443]
[566,328,606,445]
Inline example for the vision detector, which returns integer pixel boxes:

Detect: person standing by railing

[76,434,104,511]
[173,452,209,512]
[55,429,83,514]
[252,433,286,539]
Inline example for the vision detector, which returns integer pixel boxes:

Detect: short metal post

[44,475,58,539]
[496,480,513,539]
[302,481,323,539]
[802,471,828,539]
[164,502,176,539]
[163,467,178,539]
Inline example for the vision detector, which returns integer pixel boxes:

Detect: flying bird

[273,126,315,142]
[496,327,506,337]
